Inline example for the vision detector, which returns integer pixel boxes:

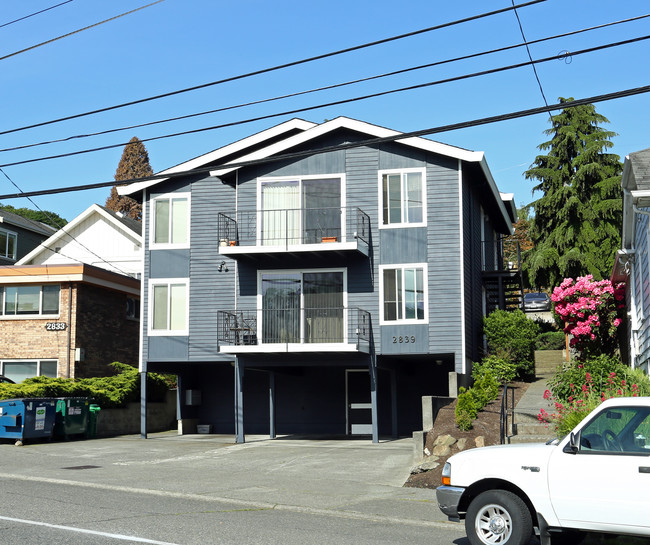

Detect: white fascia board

[210,117,485,177]
[118,118,317,196]
[477,157,513,235]
[16,204,141,265]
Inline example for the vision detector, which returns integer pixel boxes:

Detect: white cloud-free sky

[1,0,649,221]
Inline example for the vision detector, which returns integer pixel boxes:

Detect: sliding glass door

[261,271,344,343]
[260,177,342,245]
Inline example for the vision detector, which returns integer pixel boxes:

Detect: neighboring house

[0,204,143,383]
[17,204,142,278]
[0,264,140,382]
[0,208,57,265]
[612,147,650,374]
[120,117,517,441]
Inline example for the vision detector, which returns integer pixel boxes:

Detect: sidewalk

[0,432,454,529]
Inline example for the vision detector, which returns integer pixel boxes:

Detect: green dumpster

[87,404,101,438]
[54,398,91,440]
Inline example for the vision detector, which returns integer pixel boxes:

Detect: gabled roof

[119,116,512,234]
[119,118,316,196]
[17,204,142,266]
[621,148,650,250]
[0,208,57,237]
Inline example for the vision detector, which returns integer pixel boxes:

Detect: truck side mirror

[564,431,580,454]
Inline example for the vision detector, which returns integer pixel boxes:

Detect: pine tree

[105,136,153,221]
[524,98,622,289]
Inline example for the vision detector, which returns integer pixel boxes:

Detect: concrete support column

[269,372,276,439]
[140,370,147,439]
[235,359,245,444]
[369,357,378,444]
[390,369,398,440]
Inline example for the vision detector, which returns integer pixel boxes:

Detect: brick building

[0,264,140,382]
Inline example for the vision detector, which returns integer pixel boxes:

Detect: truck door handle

[639,467,650,473]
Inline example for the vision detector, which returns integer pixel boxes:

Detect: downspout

[458,159,467,374]
[66,284,72,378]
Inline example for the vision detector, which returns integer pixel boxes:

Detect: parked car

[436,396,650,545]
[523,292,551,312]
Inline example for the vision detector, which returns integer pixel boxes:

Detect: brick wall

[74,283,140,378]
[0,281,140,379]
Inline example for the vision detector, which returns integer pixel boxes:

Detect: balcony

[482,238,523,313]
[217,207,370,257]
[217,307,371,353]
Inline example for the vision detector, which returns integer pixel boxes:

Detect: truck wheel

[465,490,533,545]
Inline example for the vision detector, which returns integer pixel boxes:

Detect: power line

[0,1,73,30]
[4,13,647,155]
[2,33,648,169]
[0,0,546,137]
[0,84,648,201]
[0,0,165,62]
[0,168,134,277]
[510,0,553,121]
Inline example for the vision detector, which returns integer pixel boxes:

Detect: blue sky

[1,0,649,222]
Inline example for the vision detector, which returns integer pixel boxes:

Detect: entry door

[346,369,372,435]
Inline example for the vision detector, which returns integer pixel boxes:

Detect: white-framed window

[1,359,58,383]
[150,193,190,248]
[257,174,345,245]
[0,228,17,260]
[379,168,426,227]
[0,285,60,317]
[379,264,428,324]
[148,279,188,335]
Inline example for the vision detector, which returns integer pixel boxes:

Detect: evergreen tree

[105,136,152,221]
[524,98,622,289]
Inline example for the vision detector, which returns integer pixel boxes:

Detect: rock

[456,438,467,451]
[432,444,451,457]
[475,436,485,448]
[433,434,457,447]
[410,456,440,474]
[424,447,431,456]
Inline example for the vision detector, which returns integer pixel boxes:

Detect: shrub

[540,368,650,437]
[454,371,501,430]
[536,331,566,351]
[0,362,173,408]
[552,275,625,360]
[455,387,478,431]
[546,354,650,404]
[472,356,517,384]
[484,309,539,379]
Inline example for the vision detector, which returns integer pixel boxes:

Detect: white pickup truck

[436,396,650,545]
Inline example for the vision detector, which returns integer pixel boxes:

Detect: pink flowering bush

[552,275,625,360]
[539,370,643,436]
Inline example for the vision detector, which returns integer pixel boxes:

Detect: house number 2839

[393,335,416,344]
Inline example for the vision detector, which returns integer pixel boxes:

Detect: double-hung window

[151,193,189,247]
[0,229,17,260]
[379,168,425,227]
[149,279,188,335]
[380,264,427,323]
[0,285,60,316]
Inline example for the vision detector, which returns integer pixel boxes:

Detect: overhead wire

[0,0,546,137]
[510,0,553,121]
[0,84,648,201]
[0,168,136,278]
[0,1,74,30]
[2,13,648,155]
[1,33,648,170]
[0,0,165,62]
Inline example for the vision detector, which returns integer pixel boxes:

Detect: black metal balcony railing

[482,238,521,272]
[217,207,370,249]
[217,307,370,349]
